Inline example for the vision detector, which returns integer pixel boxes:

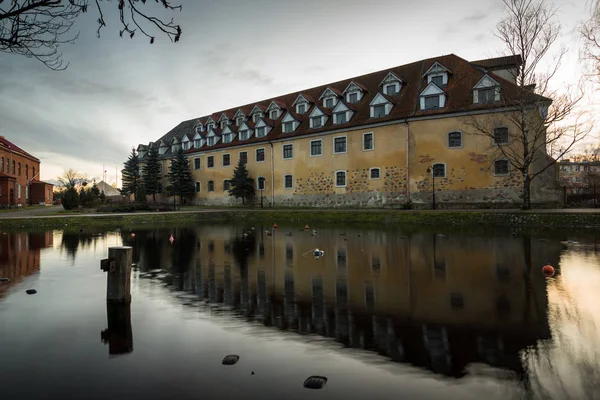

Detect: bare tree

[57,168,87,190]
[581,0,600,80]
[0,0,182,70]
[468,0,591,209]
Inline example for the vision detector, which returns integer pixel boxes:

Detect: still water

[0,224,599,399]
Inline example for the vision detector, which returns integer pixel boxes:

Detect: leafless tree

[57,168,87,189]
[468,0,591,209]
[0,0,182,70]
[581,0,600,80]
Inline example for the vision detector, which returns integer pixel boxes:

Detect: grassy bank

[0,209,600,231]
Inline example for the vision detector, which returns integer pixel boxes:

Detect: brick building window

[25,165,29,179]
[12,161,15,174]
[17,162,21,176]
[1,157,3,172]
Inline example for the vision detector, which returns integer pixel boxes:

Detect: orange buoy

[169,234,174,244]
[130,233,136,237]
[542,264,555,277]
[273,223,278,229]
[305,224,309,230]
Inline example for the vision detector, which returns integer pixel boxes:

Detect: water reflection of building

[135,225,560,378]
[0,231,53,297]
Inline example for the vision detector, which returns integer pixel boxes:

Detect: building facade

[0,136,54,208]
[137,54,560,208]
[559,160,600,194]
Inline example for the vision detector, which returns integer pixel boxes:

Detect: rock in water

[303,376,327,389]
[222,355,239,365]
[26,289,37,295]
[0,277,10,282]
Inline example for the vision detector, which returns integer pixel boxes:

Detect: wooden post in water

[100,246,133,303]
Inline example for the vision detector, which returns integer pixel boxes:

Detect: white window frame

[194,157,201,170]
[384,83,399,95]
[369,167,381,180]
[282,143,294,160]
[362,132,374,151]
[447,131,462,149]
[310,139,322,157]
[333,111,347,125]
[252,113,262,123]
[324,97,336,108]
[296,103,307,114]
[347,92,359,103]
[256,127,266,138]
[222,153,231,167]
[333,135,348,155]
[494,159,510,176]
[432,162,446,178]
[255,147,266,163]
[282,121,295,133]
[371,103,387,118]
[269,109,279,120]
[335,170,347,188]
[284,174,294,190]
[236,116,245,126]
[208,180,215,192]
[310,116,323,129]
[207,155,215,168]
[239,151,248,164]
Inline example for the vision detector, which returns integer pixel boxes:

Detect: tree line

[120,146,256,206]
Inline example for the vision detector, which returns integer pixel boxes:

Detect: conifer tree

[121,148,143,202]
[142,145,163,203]
[166,148,195,205]
[228,159,255,205]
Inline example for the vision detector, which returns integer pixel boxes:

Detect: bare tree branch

[466,0,592,209]
[581,0,600,81]
[0,0,182,70]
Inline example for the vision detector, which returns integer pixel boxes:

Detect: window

[25,165,28,179]
[257,177,266,190]
[194,139,201,148]
[348,92,358,103]
[207,137,215,146]
[270,109,278,120]
[494,159,509,175]
[431,75,444,86]
[370,168,380,179]
[335,171,347,187]
[334,136,347,154]
[256,148,265,162]
[236,116,244,126]
[207,156,214,168]
[311,116,322,128]
[334,112,346,124]
[284,174,293,189]
[283,144,293,159]
[195,182,200,192]
[363,132,374,151]
[494,127,509,145]
[239,151,248,164]
[47,188,50,200]
[32,167,35,179]
[222,154,230,166]
[224,180,231,191]
[297,103,306,114]
[373,104,386,117]
[17,162,21,176]
[424,96,440,109]
[448,131,462,148]
[238,130,249,141]
[17,184,21,199]
[477,88,495,104]
[208,181,214,192]
[283,121,294,133]
[25,185,28,200]
[0,157,3,172]
[432,163,446,178]
[194,158,200,170]
[222,133,233,143]
[325,98,334,108]
[384,84,397,95]
[310,140,322,156]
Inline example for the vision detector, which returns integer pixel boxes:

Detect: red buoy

[273,223,278,229]
[542,264,555,277]
[305,224,309,230]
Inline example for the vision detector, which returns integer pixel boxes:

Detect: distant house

[558,160,600,194]
[96,181,120,197]
[0,136,53,208]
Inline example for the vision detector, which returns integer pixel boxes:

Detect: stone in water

[303,376,327,389]
[0,277,10,282]
[222,355,239,365]
[26,289,37,295]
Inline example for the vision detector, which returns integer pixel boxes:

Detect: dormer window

[195,125,204,134]
[319,87,340,109]
[158,142,167,155]
[238,130,250,140]
[206,117,216,132]
[270,109,279,120]
[222,133,233,143]
[193,133,202,148]
[220,120,228,129]
[171,139,180,153]
[281,112,299,133]
[423,62,451,87]
[419,81,447,110]
[379,72,403,96]
[207,137,216,146]
[332,101,354,125]
[343,81,365,104]
[473,75,501,104]
[266,101,283,121]
[369,93,393,118]
[256,127,266,138]
[254,118,272,138]
[234,109,246,126]
[309,106,328,129]
[293,94,311,114]
[218,114,230,129]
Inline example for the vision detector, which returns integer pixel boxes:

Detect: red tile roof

[0,137,40,161]
[148,53,545,156]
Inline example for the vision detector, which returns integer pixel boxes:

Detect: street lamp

[426,166,436,210]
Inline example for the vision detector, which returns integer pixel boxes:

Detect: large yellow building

[137,53,559,208]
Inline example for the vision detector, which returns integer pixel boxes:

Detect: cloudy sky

[0,0,593,184]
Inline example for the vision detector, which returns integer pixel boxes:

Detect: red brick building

[0,136,53,208]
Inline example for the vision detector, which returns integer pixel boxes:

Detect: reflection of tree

[171,228,197,275]
[60,231,106,263]
[231,231,255,271]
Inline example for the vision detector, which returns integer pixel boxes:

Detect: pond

[0,223,599,399]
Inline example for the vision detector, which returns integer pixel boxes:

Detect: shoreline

[0,208,599,231]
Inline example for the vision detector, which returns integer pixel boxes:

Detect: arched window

[12,160,15,174]
[0,157,3,173]
[257,177,266,190]
[223,180,231,191]
[25,165,29,179]
[17,162,21,176]
[448,131,462,148]
[208,180,214,192]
